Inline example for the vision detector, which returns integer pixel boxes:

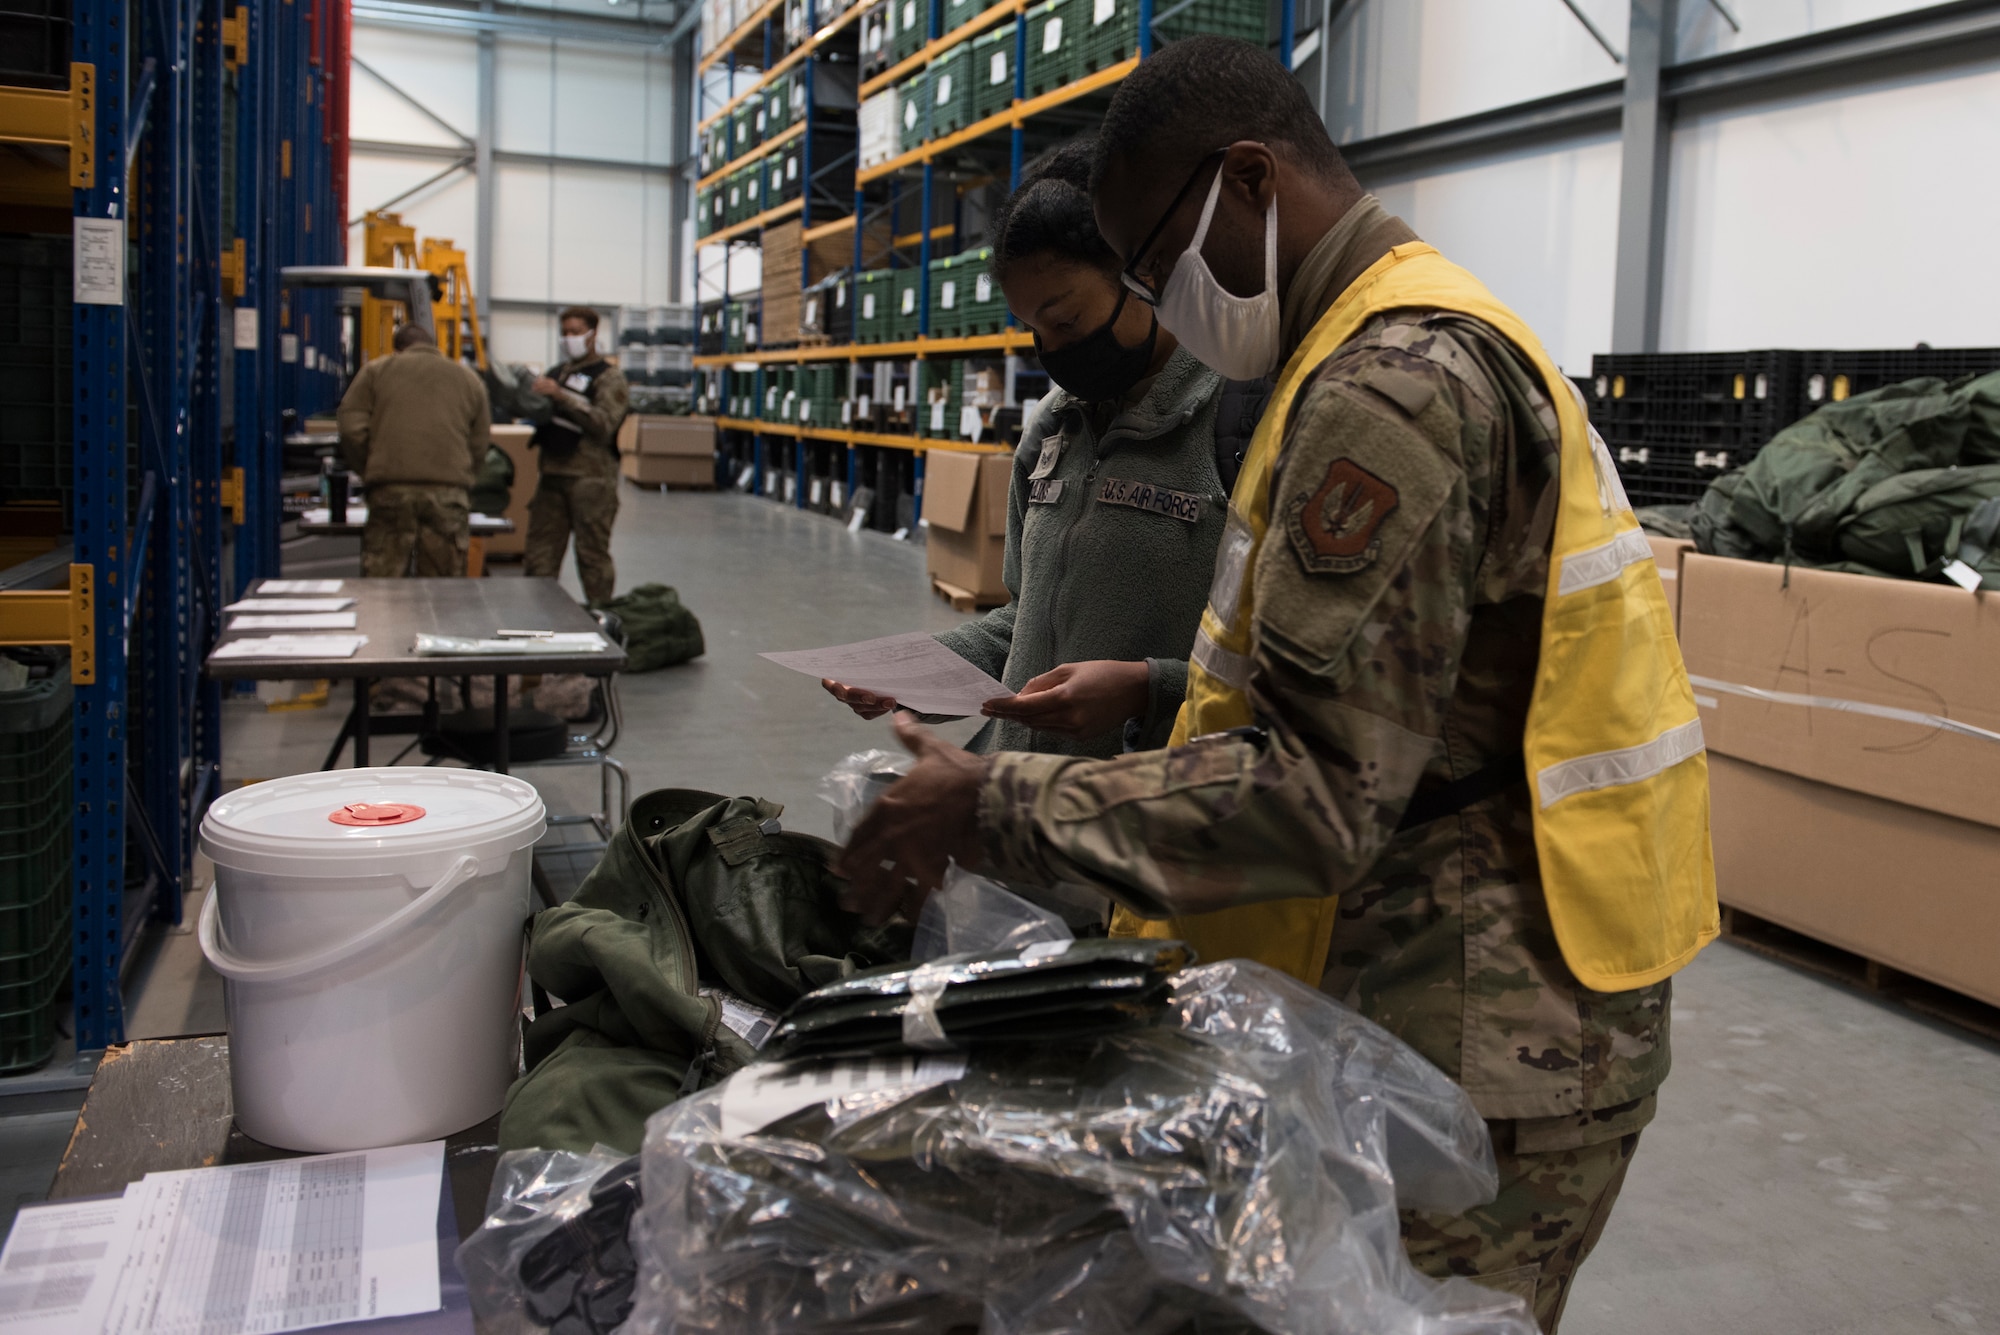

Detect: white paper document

[257,580,344,595]
[0,1198,125,1333]
[212,635,367,660]
[760,631,1008,715]
[0,1143,443,1335]
[229,613,360,630]
[301,507,368,526]
[223,598,356,614]
[411,633,608,656]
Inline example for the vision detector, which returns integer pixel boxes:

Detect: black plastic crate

[0,0,71,91]
[1612,451,1739,509]
[1800,347,2000,407]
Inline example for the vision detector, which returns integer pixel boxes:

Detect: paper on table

[211,634,367,660]
[229,612,359,630]
[257,579,344,594]
[759,632,1008,716]
[0,1197,127,1333]
[301,507,369,525]
[89,1142,444,1335]
[412,632,608,656]
[222,598,356,613]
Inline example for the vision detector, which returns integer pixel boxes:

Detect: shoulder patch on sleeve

[1284,458,1399,574]
[1352,364,1436,418]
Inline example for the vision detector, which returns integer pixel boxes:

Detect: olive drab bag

[498,789,911,1154]
[594,583,705,667]
[1692,369,2000,576]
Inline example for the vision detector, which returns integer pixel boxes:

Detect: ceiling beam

[351,0,685,47]
[352,137,679,174]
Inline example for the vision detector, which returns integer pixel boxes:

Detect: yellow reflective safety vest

[1118,241,1718,994]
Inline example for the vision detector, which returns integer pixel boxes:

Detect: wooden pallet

[930,577,1004,613]
[1721,904,2000,1044]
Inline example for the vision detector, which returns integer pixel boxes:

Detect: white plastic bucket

[198,768,546,1152]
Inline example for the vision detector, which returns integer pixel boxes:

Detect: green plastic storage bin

[919,359,963,436]
[897,69,931,154]
[856,269,896,343]
[1024,0,1081,95]
[0,674,71,1076]
[890,0,928,63]
[971,21,1018,122]
[892,267,925,340]
[929,41,975,136]
[730,93,763,158]
[798,365,844,427]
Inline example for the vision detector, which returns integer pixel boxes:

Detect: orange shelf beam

[855,56,1138,184]
[716,416,1012,454]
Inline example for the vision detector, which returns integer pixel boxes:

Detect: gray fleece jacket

[932,345,1230,757]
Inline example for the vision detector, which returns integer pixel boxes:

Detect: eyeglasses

[1119,148,1229,306]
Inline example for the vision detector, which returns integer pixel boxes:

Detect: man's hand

[530,375,561,397]
[979,660,1151,739]
[822,678,898,721]
[835,714,988,924]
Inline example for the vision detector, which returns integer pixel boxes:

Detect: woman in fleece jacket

[825,138,1257,758]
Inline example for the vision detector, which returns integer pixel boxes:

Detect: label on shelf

[233,308,259,351]
[1043,16,1063,51]
[901,288,916,314]
[73,218,126,306]
[975,274,992,302]
[902,0,917,31]
[281,334,299,364]
[863,293,876,318]
[941,280,956,309]
[832,481,846,508]
[801,400,813,420]
[859,394,872,415]
[960,405,983,440]
[930,401,946,431]
[787,156,798,180]
[810,478,824,505]
[990,52,1008,84]
[1095,0,1115,22]
[904,100,918,129]
[936,73,953,105]
[893,385,907,410]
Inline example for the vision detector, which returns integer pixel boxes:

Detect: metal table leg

[493,674,509,774]
[354,678,372,766]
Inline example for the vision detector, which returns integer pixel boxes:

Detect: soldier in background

[336,322,490,577]
[525,305,629,604]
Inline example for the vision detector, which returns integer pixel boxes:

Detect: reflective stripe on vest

[1115,242,1718,993]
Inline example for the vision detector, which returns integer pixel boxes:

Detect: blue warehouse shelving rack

[688,0,1294,528]
[0,0,347,1063]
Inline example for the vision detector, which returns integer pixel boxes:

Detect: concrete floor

[4,485,1997,1332]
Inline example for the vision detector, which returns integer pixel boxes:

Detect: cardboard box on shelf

[617,414,717,458]
[621,451,715,487]
[484,424,538,557]
[1709,754,2000,1009]
[1647,536,1692,627]
[1678,553,2000,829]
[922,448,1010,602]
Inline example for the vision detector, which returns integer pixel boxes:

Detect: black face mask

[1034,286,1158,403]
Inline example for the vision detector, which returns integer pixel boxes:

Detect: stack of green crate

[897,68,931,154]
[730,367,758,417]
[856,269,895,343]
[972,21,1018,122]
[941,0,981,38]
[1156,0,1265,45]
[929,40,975,136]
[704,184,728,235]
[725,301,749,354]
[1024,0,1080,95]
[730,160,766,224]
[731,91,763,159]
[764,70,798,139]
[0,675,72,1076]
[918,359,964,437]
[954,246,1006,334]
[699,120,732,176]
[889,0,928,64]
[927,247,977,339]
[763,365,797,422]
[797,365,843,427]
[770,138,803,204]
[696,185,718,237]
[892,267,925,341]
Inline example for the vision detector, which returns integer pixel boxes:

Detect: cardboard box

[1710,754,2000,1008]
[484,424,539,557]
[621,451,715,487]
[1678,554,2000,828]
[1647,536,1693,628]
[922,448,1010,601]
[618,414,716,458]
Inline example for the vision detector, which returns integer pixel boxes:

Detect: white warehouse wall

[1318,0,1999,370]
[347,19,682,370]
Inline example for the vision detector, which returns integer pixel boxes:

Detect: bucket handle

[199,854,482,986]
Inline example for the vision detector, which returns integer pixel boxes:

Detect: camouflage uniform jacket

[536,352,629,480]
[978,198,1668,1141]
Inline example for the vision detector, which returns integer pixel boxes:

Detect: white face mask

[561,332,591,362]
[1153,168,1280,381]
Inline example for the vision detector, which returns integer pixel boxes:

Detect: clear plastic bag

[456,1147,640,1335]
[623,960,1529,1335]
[818,748,913,843]
[911,865,1071,961]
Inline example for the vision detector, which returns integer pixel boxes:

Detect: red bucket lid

[328,802,427,827]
